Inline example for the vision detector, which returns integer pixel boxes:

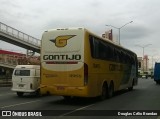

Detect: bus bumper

[40,85,92,97]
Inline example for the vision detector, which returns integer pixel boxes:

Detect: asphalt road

[0,78,160,119]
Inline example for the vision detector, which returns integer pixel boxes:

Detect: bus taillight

[84,63,88,86]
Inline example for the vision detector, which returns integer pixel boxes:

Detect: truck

[154,62,160,84]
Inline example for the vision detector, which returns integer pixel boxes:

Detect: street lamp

[148,54,158,72]
[151,55,156,73]
[135,44,152,72]
[106,21,133,45]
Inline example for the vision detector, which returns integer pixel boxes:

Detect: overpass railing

[0,22,41,46]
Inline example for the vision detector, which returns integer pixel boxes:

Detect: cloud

[1,0,160,63]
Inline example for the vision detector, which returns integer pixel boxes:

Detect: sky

[0,0,160,66]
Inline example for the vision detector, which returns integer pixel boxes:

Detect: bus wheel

[17,92,24,97]
[100,83,107,100]
[107,82,114,98]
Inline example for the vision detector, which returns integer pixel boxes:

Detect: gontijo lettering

[109,64,123,71]
[43,54,81,60]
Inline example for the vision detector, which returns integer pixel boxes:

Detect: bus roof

[44,27,85,32]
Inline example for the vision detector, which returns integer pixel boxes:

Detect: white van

[11,65,40,97]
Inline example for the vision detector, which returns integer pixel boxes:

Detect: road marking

[59,103,95,117]
[0,100,41,109]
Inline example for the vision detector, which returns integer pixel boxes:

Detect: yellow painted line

[0,100,41,109]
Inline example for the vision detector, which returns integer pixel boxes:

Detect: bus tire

[17,92,24,97]
[100,83,107,100]
[107,82,114,98]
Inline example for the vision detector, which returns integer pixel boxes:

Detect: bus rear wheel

[107,82,114,98]
[100,83,107,100]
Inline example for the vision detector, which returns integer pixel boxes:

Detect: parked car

[141,74,148,79]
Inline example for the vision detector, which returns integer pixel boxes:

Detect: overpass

[0,61,16,69]
[0,22,41,53]
[0,21,41,69]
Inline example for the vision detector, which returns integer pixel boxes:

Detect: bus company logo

[50,35,76,47]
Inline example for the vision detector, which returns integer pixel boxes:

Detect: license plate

[19,84,24,87]
[57,86,65,90]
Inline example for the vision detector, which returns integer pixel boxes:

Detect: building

[143,55,149,72]
[138,55,149,72]
[138,55,150,77]
[0,49,40,80]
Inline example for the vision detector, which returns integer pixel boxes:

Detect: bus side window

[99,41,106,59]
[94,38,99,58]
[119,51,123,63]
[114,49,120,62]
[109,46,114,61]
[89,35,99,58]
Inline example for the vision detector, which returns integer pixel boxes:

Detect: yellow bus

[40,28,138,100]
